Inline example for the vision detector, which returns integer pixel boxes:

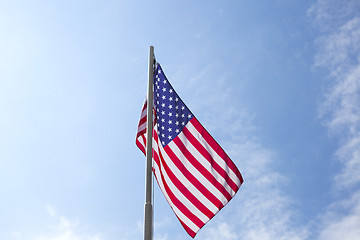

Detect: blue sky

[1,0,360,239]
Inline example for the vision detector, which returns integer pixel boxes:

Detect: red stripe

[152,150,199,238]
[138,116,147,127]
[153,133,213,220]
[187,118,241,192]
[161,147,214,219]
[136,128,146,139]
[141,100,147,112]
[164,143,216,209]
[191,118,243,183]
[136,139,145,155]
[177,217,198,238]
[172,136,232,203]
[182,123,238,193]
[136,101,147,142]
[152,132,161,167]
[154,143,204,228]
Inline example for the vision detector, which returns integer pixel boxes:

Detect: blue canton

[154,63,193,146]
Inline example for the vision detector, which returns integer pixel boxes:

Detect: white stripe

[138,100,147,123]
[152,139,209,223]
[137,136,145,149]
[187,121,241,187]
[137,122,146,133]
[153,157,200,233]
[168,138,225,211]
[152,142,200,234]
[177,127,236,197]
[140,108,147,119]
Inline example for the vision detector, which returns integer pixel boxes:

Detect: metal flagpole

[144,46,154,240]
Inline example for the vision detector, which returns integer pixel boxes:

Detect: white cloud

[335,134,360,188]
[311,0,360,239]
[225,141,308,240]
[32,215,101,240]
[321,61,360,189]
[8,204,145,240]
[314,18,360,77]
[46,204,57,217]
[27,206,102,240]
[202,222,237,240]
[318,193,360,240]
[11,232,22,238]
[313,1,360,190]
[307,0,360,32]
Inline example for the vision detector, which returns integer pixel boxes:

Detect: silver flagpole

[144,46,154,240]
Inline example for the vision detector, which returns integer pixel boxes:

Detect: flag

[136,62,243,238]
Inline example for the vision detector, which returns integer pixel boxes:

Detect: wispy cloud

[310,0,360,239]
[46,204,57,217]
[34,206,146,240]
[201,222,237,240]
[311,0,360,190]
[31,207,101,240]
[318,192,360,240]
[314,18,360,77]
[217,141,308,240]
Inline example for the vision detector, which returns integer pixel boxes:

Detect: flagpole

[144,46,154,240]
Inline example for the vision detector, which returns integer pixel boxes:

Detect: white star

[188,114,191,118]
[175,121,179,125]
[169,89,173,93]
[162,95,166,100]
[161,118,165,122]
[168,135,172,140]
[168,112,173,117]
[182,122,185,126]
[181,106,185,110]
[161,103,165,107]
[162,141,165,145]
[176,129,180,133]
[168,120,172,124]
[163,79,167,84]
[169,105,173,109]
[158,69,161,74]
[169,97,173,101]
[162,87,166,92]
[181,114,185,118]
[161,126,165,130]
[175,113,179,117]
[175,105,179,110]
[168,128,172,132]
[175,97,179,102]
[161,111,165,115]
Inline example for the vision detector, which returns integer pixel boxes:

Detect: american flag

[136,63,243,238]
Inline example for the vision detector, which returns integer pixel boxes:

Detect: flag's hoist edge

[136,62,243,238]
